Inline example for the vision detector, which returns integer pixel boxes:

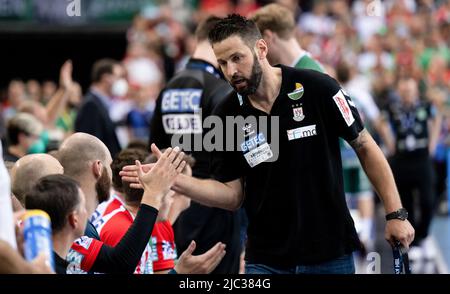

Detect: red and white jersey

[90,194,125,226]
[67,236,103,274]
[151,220,176,272]
[95,198,154,274]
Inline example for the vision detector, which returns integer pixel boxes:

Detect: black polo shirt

[384,101,433,160]
[150,58,232,179]
[150,58,241,274]
[211,65,364,267]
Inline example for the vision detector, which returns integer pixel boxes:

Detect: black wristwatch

[385,208,408,221]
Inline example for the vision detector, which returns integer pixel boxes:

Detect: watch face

[395,208,408,220]
[400,209,408,220]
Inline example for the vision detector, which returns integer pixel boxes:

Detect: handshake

[127,144,226,274]
[135,144,186,210]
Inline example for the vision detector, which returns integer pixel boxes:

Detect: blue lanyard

[393,242,411,274]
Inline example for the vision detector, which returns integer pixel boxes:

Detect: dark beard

[231,53,262,96]
[95,166,111,204]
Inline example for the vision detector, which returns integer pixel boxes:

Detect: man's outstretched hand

[120,144,172,189]
[174,241,226,274]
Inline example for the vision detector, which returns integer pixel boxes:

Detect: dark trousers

[391,156,435,244]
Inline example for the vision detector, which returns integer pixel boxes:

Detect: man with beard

[122,14,414,274]
[58,133,225,274]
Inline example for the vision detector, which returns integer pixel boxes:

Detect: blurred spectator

[26,80,42,102]
[418,27,450,72]
[55,82,83,134]
[3,80,27,122]
[428,87,450,214]
[358,34,395,76]
[385,77,441,261]
[41,81,57,104]
[235,0,260,17]
[4,113,44,162]
[352,0,386,43]
[124,43,163,141]
[298,0,335,37]
[75,59,124,158]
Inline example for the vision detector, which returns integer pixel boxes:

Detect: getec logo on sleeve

[333,89,355,126]
[241,133,273,168]
[161,88,203,134]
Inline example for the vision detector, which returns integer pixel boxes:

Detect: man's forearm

[352,130,402,214]
[172,174,242,211]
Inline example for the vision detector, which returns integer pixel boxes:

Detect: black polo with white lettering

[211,65,364,267]
[149,59,241,274]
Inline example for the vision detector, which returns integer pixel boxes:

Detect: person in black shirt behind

[123,14,414,274]
[385,77,441,260]
[149,16,241,274]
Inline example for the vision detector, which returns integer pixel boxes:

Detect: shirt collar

[90,88,113,110]
[291,51,307,67]
[186,58,223,79]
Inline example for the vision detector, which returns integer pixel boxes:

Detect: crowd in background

[1,0,449,274]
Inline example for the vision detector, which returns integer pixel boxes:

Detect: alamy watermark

[366,252,381,274]
[366,0,384,17]
[66,0,81,17]
[166,110,281,163]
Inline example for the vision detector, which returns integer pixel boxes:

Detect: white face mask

[111,79,128,98]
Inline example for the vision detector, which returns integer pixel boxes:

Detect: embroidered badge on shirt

[288,83,304,100]
[292,105,305,122]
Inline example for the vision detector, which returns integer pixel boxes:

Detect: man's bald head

[57,133,112,179]
[12,154,64,204]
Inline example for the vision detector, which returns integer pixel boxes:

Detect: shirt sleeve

[69,236,103,272]
[90,204,158,274]
[149,92,170,148]
[151,220,176,272]
[209,98,246,183]
[320,76,365,143]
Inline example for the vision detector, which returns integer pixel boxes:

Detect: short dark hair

[91,58,119,83]
[25,174,81,233]
[111,148,148,200]
[208,14,262,48]
[126,140,148,152]
[195,16,222,42]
